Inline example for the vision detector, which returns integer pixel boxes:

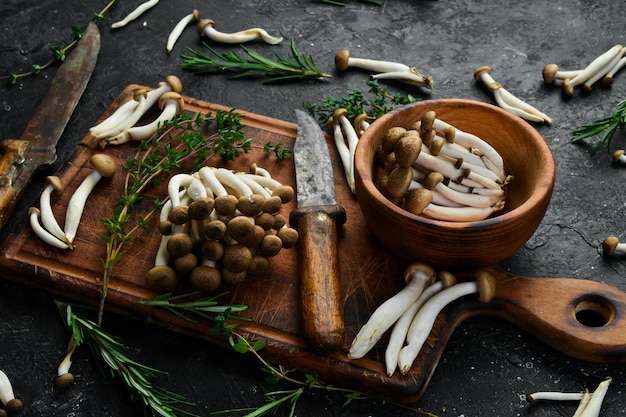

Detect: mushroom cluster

[29,154,117,250]
[474,66,552,125]
[145,164,298,293]
[348,264,496,376]
[542,44,625,95]
[335,50,433,89]
[373,110,511,222]
[527,377,612,417]
[89,76,184,147]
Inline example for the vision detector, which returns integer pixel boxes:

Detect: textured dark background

[1,0,626,416]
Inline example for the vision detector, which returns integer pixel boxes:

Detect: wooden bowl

[354,99,556,270]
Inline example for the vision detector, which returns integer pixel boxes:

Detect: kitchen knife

[290,109,347,353]
[0,22,100,231]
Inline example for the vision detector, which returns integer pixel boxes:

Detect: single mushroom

[0,370,23,416]
[335,50,433,89]
[167,9,201,53]
[38,176,69,246]
[55,338,77,389]
[354,113,371,137]
[542,63,582,85]
[602,236,626,256]
[405,188,504,222]
[612,149,626,165]
[197,19,283,45]
[145,235,178,292]
[348,262,436,360]
[29,207,71,249]
[64,154,117,245]
[111,0,159,29]
[397,270,496,374]
[526,391,585,403]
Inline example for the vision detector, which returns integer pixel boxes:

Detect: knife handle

[290,204,347,353]
[0,139,31,230]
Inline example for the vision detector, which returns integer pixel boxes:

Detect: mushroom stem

[370,70,434,89]
[111,0,159,29]
[422,172,502,208]
[526,391,585,402]
[29,207,71,249]
[578,377,612,417]
[55,338,77,388]
[39,176,69,245]
[542,64,583,84]
[331,108,359,194]
[64,154,117,244]
[348,263,436,359]
[167,9,200,53]
[198,19,283,45]
[602,52,626,86]
[92,89,148,140]
[405,188,504,221]
[582,47,626,92]
[563,44,623,95]
[397,270,496,374]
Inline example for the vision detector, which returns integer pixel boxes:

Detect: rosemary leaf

[571,98,626,155]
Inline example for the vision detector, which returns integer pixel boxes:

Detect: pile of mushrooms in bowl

[353,99,556,270]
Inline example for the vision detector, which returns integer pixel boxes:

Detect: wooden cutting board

[2,85,626,403]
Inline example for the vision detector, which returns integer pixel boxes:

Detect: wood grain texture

[1,86,625,403]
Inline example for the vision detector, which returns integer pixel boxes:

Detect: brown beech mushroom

[55,339,77,389]
[0,370,23,416]
[222,244,252,273]
[397,270,496,374]
[602,236,626,256]
[64,154,117,245]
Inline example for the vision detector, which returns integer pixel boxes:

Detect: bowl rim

[354,98,556,229]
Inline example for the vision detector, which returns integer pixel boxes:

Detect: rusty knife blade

[290,110,347,353]
[0,21,100,230]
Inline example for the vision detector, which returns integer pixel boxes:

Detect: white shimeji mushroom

[64,154,117,245]
[348,263,436,359]
[562,44,623,96]
[582,47,625,92]
[111,0,159,29]
[29,207,71,249]
[39,176,69,246]
[612,149,626,165]
[602,236,626,256]
[542,64,583,84]
[335,49,433,89]
[397,270,496,374]
[197,19,283,45]
[405,188,504,222]
[167,9,201,53]
[474,66,552,125]
[55,338,77,389]
[0,369,23,416]
[602,49,626,86]
[329,108,359,194]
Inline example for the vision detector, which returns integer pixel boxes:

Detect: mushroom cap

[55,373,75,389]
[5,398,23,416]
[403,262,436,285]
[277,227,299,248]
[247,254,270,276]
[168,205,189,225]
[261,195,283,215]
[562,78,575,96]
[272,213,286,229]
[188,197,215,220]
[214,194,238,216]
[429,138,444,156]
[381,126,407,154]
[197,18,216,36]
[332,107,349,121]
[259,234,283,257]
[602,236,620,256]
[173,252,198,275]
[255,212,276,230]
[132,88,148,101]
[89,153,117,178]
[542,64,559,84]
[165,75,183,93]
[226,215,256,242]
[422,171,445,190]
[204,219,227,240]
[271,185,294,204]
[420,111,436,133]
[145,265,178,292]
[46,175,64,192]
[394,134,422,168]
[354,113,370,130]
[158,91,185,111]
[166,232,193,257]
[237,193,265,217]
[221,269,247,286]
[202,239,225,261]
[190,265,221,292]
[223,244,252,273]
[473,65,492,81]
[475,270,497,303]
[29,206,41,216]
[386,166,413,198]
[335,50,351,71]
[612,149,625,162]
[439,271,457,288]
[404,188,434,216]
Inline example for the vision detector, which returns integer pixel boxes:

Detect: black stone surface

[1,1,626,416]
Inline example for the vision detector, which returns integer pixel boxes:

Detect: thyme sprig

[181,39,332,83]
[56,301,199,417]
[303,80,418,123]
[571,98,626,155]
[3,0,117,84]
[97,109,290,324]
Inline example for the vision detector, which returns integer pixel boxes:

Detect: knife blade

[0,21,100,231]
[290,109,347,353]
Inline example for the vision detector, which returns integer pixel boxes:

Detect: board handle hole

[574,297,615,327]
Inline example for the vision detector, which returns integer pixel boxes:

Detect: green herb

[3,0,117,84]
[181,39,332,83]
[97,109,289,324]
[571,98,626,155]
[303,80,418,123]
[56,301,198,417]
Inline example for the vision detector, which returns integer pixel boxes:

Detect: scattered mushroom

[197,19,283,45]
[612,149,626,165]
[348,262,436,359]
[526,377,612,417]
[55,338,77,389]
[167,9,201,53]
[397,270,496,374]
[0,370,23,416]
[29,207,71,249]
[602,235,626,256]
[38,176,69,245]
[335,49,433,89]
[474,66,552,125]
[64,154,117,245]
[111,0,159,29]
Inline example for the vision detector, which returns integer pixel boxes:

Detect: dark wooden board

[2,85,626,403]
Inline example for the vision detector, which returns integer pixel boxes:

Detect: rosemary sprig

[571,98,626,155]
[303,80,418,123]
[97,109,289,324]
[56,301,199,417]
[3,0,117,84]
[181,39,332,83]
